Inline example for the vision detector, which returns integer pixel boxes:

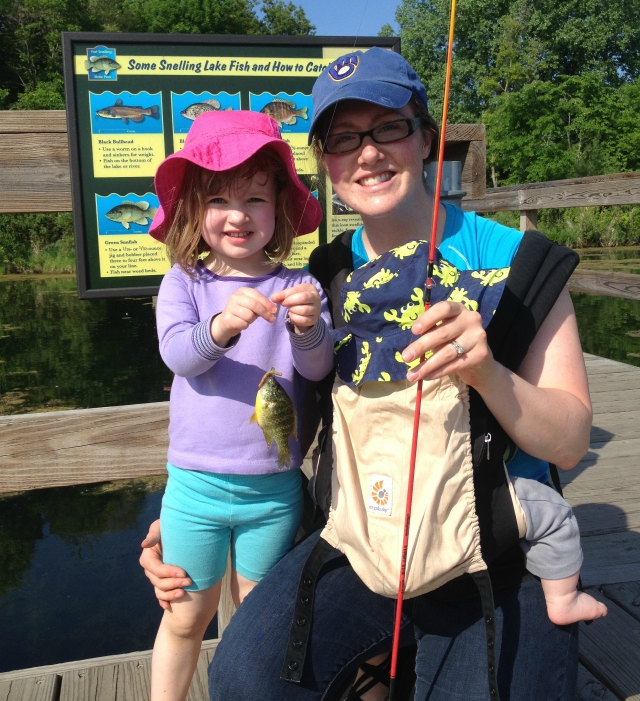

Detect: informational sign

[63,33,398,298]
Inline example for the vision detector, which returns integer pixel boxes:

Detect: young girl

[147,110,333,701]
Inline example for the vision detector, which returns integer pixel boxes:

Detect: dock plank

[576,664,620,701]
[0,675,60,701]
[601,581,640,624]
[579,588,640,700]
[580,530,640,586]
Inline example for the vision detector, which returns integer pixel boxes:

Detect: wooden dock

[1,353,639,700]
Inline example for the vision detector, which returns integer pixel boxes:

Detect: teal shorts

[160,464,303,591]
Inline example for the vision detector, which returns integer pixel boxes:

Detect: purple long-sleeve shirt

[156,262,334,475]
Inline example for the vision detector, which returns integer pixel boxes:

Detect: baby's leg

[541,572,607,626]
[151,583,221,701]
[511,476,607,625]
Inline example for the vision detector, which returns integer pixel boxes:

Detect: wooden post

[520,209,538,232]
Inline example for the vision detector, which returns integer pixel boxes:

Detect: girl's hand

[400,301,497,388]
[211,287,278,347]
[271,284,322,333]
[139,520,192,611]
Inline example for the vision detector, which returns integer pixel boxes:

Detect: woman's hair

[310,96,440,167]
[163,148,296,275]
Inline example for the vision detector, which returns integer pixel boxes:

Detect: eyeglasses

[322,117,424,155]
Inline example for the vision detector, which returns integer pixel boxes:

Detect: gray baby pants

[511,475,583,580]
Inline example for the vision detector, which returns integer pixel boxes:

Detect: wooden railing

[0,111,487,214]
[462,170,640,232]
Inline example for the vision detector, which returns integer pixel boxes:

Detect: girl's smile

[201,172,277,276]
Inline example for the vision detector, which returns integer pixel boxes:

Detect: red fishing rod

[387,2,457,699]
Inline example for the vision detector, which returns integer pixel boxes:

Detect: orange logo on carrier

[371,481,389,506]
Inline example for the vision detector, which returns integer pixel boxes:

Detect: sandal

[344,655,391,700]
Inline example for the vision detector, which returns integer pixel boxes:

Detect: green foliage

[10,79,66,110]
[259,0,316,35]
[488,206,640,249]
[378,23,396,38]
[394,0,640,188]
[0,0,314,104]
[0,213,75,274]
[0,0,100,103]
[116,0,261,34]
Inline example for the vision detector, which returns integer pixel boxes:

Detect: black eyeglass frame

[321,117,425,155]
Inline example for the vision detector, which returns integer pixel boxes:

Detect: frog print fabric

[332,240,509,387]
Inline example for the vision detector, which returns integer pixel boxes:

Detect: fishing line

[388,0,457,699]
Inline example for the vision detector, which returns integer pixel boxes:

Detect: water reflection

[570,292,640,366]
[577,246,640,275]
[0,276,172,414]
[0,477,217,673]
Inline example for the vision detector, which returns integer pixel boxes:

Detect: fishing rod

[387,1,458,698]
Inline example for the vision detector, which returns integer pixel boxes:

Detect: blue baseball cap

[309,47,429,144]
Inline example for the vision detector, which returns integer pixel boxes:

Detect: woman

[141,48,591,700]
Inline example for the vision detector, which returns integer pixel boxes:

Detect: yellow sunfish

[250,368,297,469]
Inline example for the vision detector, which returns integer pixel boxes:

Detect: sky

[294,0,400,38]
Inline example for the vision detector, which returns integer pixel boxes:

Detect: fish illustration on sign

[85,56,121,77]
[96,99,160,124]
[250,368,297,469]
[106,201,158,229]
[180,99,233,120]
[260,99,308,126]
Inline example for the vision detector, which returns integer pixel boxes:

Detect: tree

[0,0,100,104]
[0,0,315,107]
[259,0,315,35]
[395,0,640,121]
[484,72,640,185]
[116,0,261,34]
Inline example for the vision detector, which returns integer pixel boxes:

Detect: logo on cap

[328,55,360,82]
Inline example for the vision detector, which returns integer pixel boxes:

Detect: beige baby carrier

[280,230,580,701]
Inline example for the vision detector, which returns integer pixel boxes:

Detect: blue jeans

[209,530,578,700]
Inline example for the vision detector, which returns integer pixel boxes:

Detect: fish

[84,56,121,75]
[105,201,158,229]
[180,99,233,120]
[260,99,308,126]
[96,99,160,124]
[250,368,297,469]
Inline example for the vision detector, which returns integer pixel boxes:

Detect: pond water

[577,245,640,275]
[0,274,639,672]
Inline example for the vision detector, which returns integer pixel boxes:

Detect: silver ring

[451,340,465,357]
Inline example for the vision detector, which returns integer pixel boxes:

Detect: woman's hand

[271,283,322,333]
[139,520,192,610]
[402,290,591,469]
[211,287,278,347]
[401,301,496,389]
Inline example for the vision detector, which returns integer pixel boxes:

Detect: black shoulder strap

[470,230,579,564]
[487,229,580,371]
[308,230,355,330]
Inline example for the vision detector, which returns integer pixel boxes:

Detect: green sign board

[62,33,399,299]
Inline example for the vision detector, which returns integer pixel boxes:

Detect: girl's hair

[164,148,296,275]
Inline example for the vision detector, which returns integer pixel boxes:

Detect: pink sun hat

[149,110,322,242]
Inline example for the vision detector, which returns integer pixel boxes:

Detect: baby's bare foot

[546,590,607,626]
